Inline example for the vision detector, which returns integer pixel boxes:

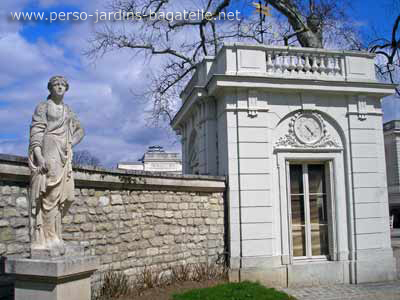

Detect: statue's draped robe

[29,101,83,248]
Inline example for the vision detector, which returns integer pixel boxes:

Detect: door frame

[276,150,348,265]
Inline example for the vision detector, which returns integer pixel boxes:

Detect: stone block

[165,211,174,218]
[356,233,384,249]
[355,218,385,234]
[238,127,269,143]
[154,210,165,218]
[163,235,174,244]
[15,228,29,242]
[99,196,110,206]
[62,215,73,225]
[238,267,287,287]
[157,203,167,209]
[354,187,386,203]
[0,227,15,242]
[81,223,94,232]
[179,203,189,210]
[5,255,99,300]
[6,243,25,254]
[15,197,27,209]
[64,225,80,233]
[86,197,97,207]
[149,237,163,246]
[241,207,273,223]
[355,256,397,283]
[74,214,86,224]
[287,261,348,287]
[242,239,273,256]
[353,173,382,188]
[168,203,178,210]
[350,129,377,143]
[237,142,269,159]
[0,220,9,227]
[355,202,384,219]
[31,244,85,259]
[174,211,182,218]
[240,174,270,190]
[351,143,377,158]
[0,243,6,254]
[239,158,270,174]
[142,230,155,239]
[3,208,18,218]
[1,186,11,195]
[111,195,123,205]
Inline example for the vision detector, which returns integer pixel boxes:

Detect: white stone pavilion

[171,43,397,286]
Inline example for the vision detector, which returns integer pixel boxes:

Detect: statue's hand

[37,156,48,174]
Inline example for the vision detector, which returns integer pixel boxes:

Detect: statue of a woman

[29,76,84,250]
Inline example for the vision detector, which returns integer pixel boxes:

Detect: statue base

[5,246,99,300]
[31,244,85,259]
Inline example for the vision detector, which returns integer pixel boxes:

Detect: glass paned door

[289,165,306,257]
[289,163,329,259]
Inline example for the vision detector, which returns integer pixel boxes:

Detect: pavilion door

[288,162,330,259]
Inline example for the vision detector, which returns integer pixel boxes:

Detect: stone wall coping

[0,153,226,192]
[5,256,99,279]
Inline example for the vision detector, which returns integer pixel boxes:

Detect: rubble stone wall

[0,154,226,299]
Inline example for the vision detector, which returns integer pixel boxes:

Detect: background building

[384,120,400,228]
[117,145,182,174]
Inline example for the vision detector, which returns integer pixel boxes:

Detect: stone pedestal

[5,254,99,300]
[30,244,85,259]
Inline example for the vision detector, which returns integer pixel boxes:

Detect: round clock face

[294,114,323,144]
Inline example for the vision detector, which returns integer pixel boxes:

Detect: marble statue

[29,76,84,250]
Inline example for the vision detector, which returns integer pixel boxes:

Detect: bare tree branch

[73,150,101,167]
[87,0,358,126]
[369,14,400,96]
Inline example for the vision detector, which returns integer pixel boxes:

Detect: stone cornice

[0,154,226,192]
[206,74,396,97]
[172,74,394,129]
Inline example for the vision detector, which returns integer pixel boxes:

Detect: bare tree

[73,150,101,167]
[87,0,355,125]
[369,13,400,96]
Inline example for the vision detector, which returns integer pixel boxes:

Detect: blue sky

[0,0,399,167]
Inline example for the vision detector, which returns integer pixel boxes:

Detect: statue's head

[48,75,69,95]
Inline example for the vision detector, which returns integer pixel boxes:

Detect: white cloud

[0,34,56,87]
[0,0,31,35]
[0,1,181,167]
[0,139,28,158]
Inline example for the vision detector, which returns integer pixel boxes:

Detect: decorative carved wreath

[275,111,341,149]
